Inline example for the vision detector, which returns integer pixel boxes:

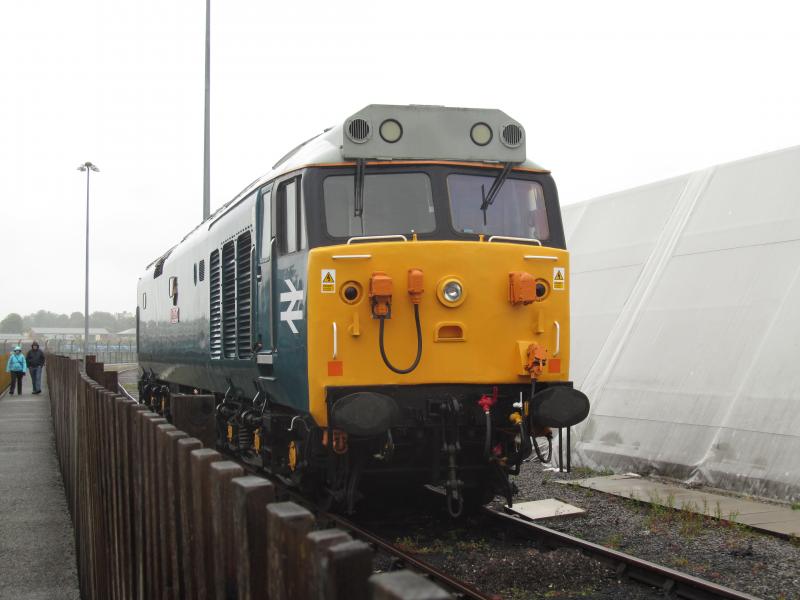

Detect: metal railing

[0,339,137,365]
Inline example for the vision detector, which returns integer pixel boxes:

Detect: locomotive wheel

[460,483,497,513]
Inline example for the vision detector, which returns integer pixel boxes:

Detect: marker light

[443,281,462,302]
[379,119,403,143]
[470,122,492,146]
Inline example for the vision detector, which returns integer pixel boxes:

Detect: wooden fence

[0,351,10,392]
[47,355,451,600]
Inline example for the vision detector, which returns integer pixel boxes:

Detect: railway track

[116,379,762,600]
[482,507,761,600]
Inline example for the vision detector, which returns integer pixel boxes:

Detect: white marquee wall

[563,146,800,502]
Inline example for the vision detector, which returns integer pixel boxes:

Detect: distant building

[29,327,110,341]
[117,328,136,337]
[0,333,25,341]
[0,333,30,352]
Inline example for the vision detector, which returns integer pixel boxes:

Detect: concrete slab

[0,373,80,600]
[559,475,800,537]
[508,498,585,520]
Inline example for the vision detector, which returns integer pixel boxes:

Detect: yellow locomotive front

[295,106,589,514]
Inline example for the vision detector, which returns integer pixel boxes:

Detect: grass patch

[394,533,489,556]
[672,556,689,568]
[791,501,800,511]
[604,533,623,549]
[571,466,613,478]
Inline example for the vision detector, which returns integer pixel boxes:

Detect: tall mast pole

[203,0,211,220]
[85,167,90,348]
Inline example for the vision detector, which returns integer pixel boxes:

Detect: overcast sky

[1,0,799,319]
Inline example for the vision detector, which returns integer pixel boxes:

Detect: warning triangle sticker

[322,272,334,284]
[554,271,564,281]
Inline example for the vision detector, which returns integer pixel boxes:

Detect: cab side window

[279,177,305,254]
[260,188,272,261]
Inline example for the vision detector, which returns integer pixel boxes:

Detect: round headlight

[470,122,492,146]
[379,119,403,143]
[443,281,462,302]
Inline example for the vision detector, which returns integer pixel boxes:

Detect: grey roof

[117,328,136,335]
[0,333,24,339]
[30,327,110,335]
[230,105,548,211]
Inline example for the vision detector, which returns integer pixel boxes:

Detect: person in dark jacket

[26,341,45,394]
[6,346,26,395]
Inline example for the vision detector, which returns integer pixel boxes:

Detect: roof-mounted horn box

[341,104,526,164]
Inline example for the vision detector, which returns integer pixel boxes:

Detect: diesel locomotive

[136,105,589,515]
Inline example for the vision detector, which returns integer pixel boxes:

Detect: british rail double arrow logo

[280,279,304,334]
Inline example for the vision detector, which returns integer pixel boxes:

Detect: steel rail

[322,511,499,600]
[117,378,137,402]
[484,507,762,600]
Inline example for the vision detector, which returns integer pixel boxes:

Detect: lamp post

[77,161,99,355]
[203,0,211,220]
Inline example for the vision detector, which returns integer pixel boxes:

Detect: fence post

[121,398,145,600]
[304,529,353,600]
[156,423,184,599]
[324,540,373,600]
[266,502,315,600]
[231,476,275,600]
[209,461,245,600]
[190,448,224,600]
[130,406,151,598]
[177,437,203,599]
[142,413,167,599]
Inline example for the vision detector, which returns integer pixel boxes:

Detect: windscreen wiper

[352,158,366,235]
[354,159,365,218]
[479,162,513,225]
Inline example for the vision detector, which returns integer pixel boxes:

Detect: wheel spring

[237,425,251,450]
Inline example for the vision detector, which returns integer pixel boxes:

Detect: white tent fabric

[563,146,800,502]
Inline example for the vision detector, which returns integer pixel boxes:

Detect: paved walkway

[0,372,80,599]
[559,474,800,537]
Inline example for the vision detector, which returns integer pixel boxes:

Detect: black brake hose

[483,412,492,458]
[378,304,423,374]
[533,434,553,463]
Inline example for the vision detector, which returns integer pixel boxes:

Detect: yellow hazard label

[321,269,336,293]
[553,267,565,290]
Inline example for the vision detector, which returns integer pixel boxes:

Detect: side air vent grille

[236,232,252,359]
[501,123,524,148]
[198,259,205,282]
[346,117,371,143]
[221,240,237,359]
[209,250,222,359]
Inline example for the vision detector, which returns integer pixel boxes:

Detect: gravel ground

[367,515,663,599]
[357,494,664,599]
[501,461,800,600]
[354,462,800,599]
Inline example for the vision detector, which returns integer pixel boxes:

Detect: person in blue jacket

[6,346,27,395]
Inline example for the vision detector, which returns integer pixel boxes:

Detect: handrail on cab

[347,234,408,245]
[487,235,542,246]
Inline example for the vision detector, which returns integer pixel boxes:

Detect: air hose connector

[377,268,424,374]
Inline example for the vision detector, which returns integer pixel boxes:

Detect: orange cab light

[407,268,424,304]
[509,271,536,305]
[369,271,393,317]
